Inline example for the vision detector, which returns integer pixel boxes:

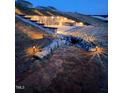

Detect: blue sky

[26,0,108,15]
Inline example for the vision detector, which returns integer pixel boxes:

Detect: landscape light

[25,45,41,57]
[87,46,107,63]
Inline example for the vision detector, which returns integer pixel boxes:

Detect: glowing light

[71,20,75,22]
[27,32,44,40]
[81,46,107,65]
[51,16,54,19]
[89,46,105,53]
[64,18,67,20]
[88,46,107,64]
[56,30,67,35]
[77,22,84,26]
[15,8,23,14]
[25,45,41,57]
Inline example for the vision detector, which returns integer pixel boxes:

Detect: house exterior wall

[25,15,84,27]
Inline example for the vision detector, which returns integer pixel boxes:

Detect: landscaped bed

[15,18,54,81]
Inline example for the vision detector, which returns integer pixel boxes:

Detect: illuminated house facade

[25,15,84,27]
[15,0,84,31]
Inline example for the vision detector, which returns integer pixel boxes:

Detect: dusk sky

[26,0,108,15]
